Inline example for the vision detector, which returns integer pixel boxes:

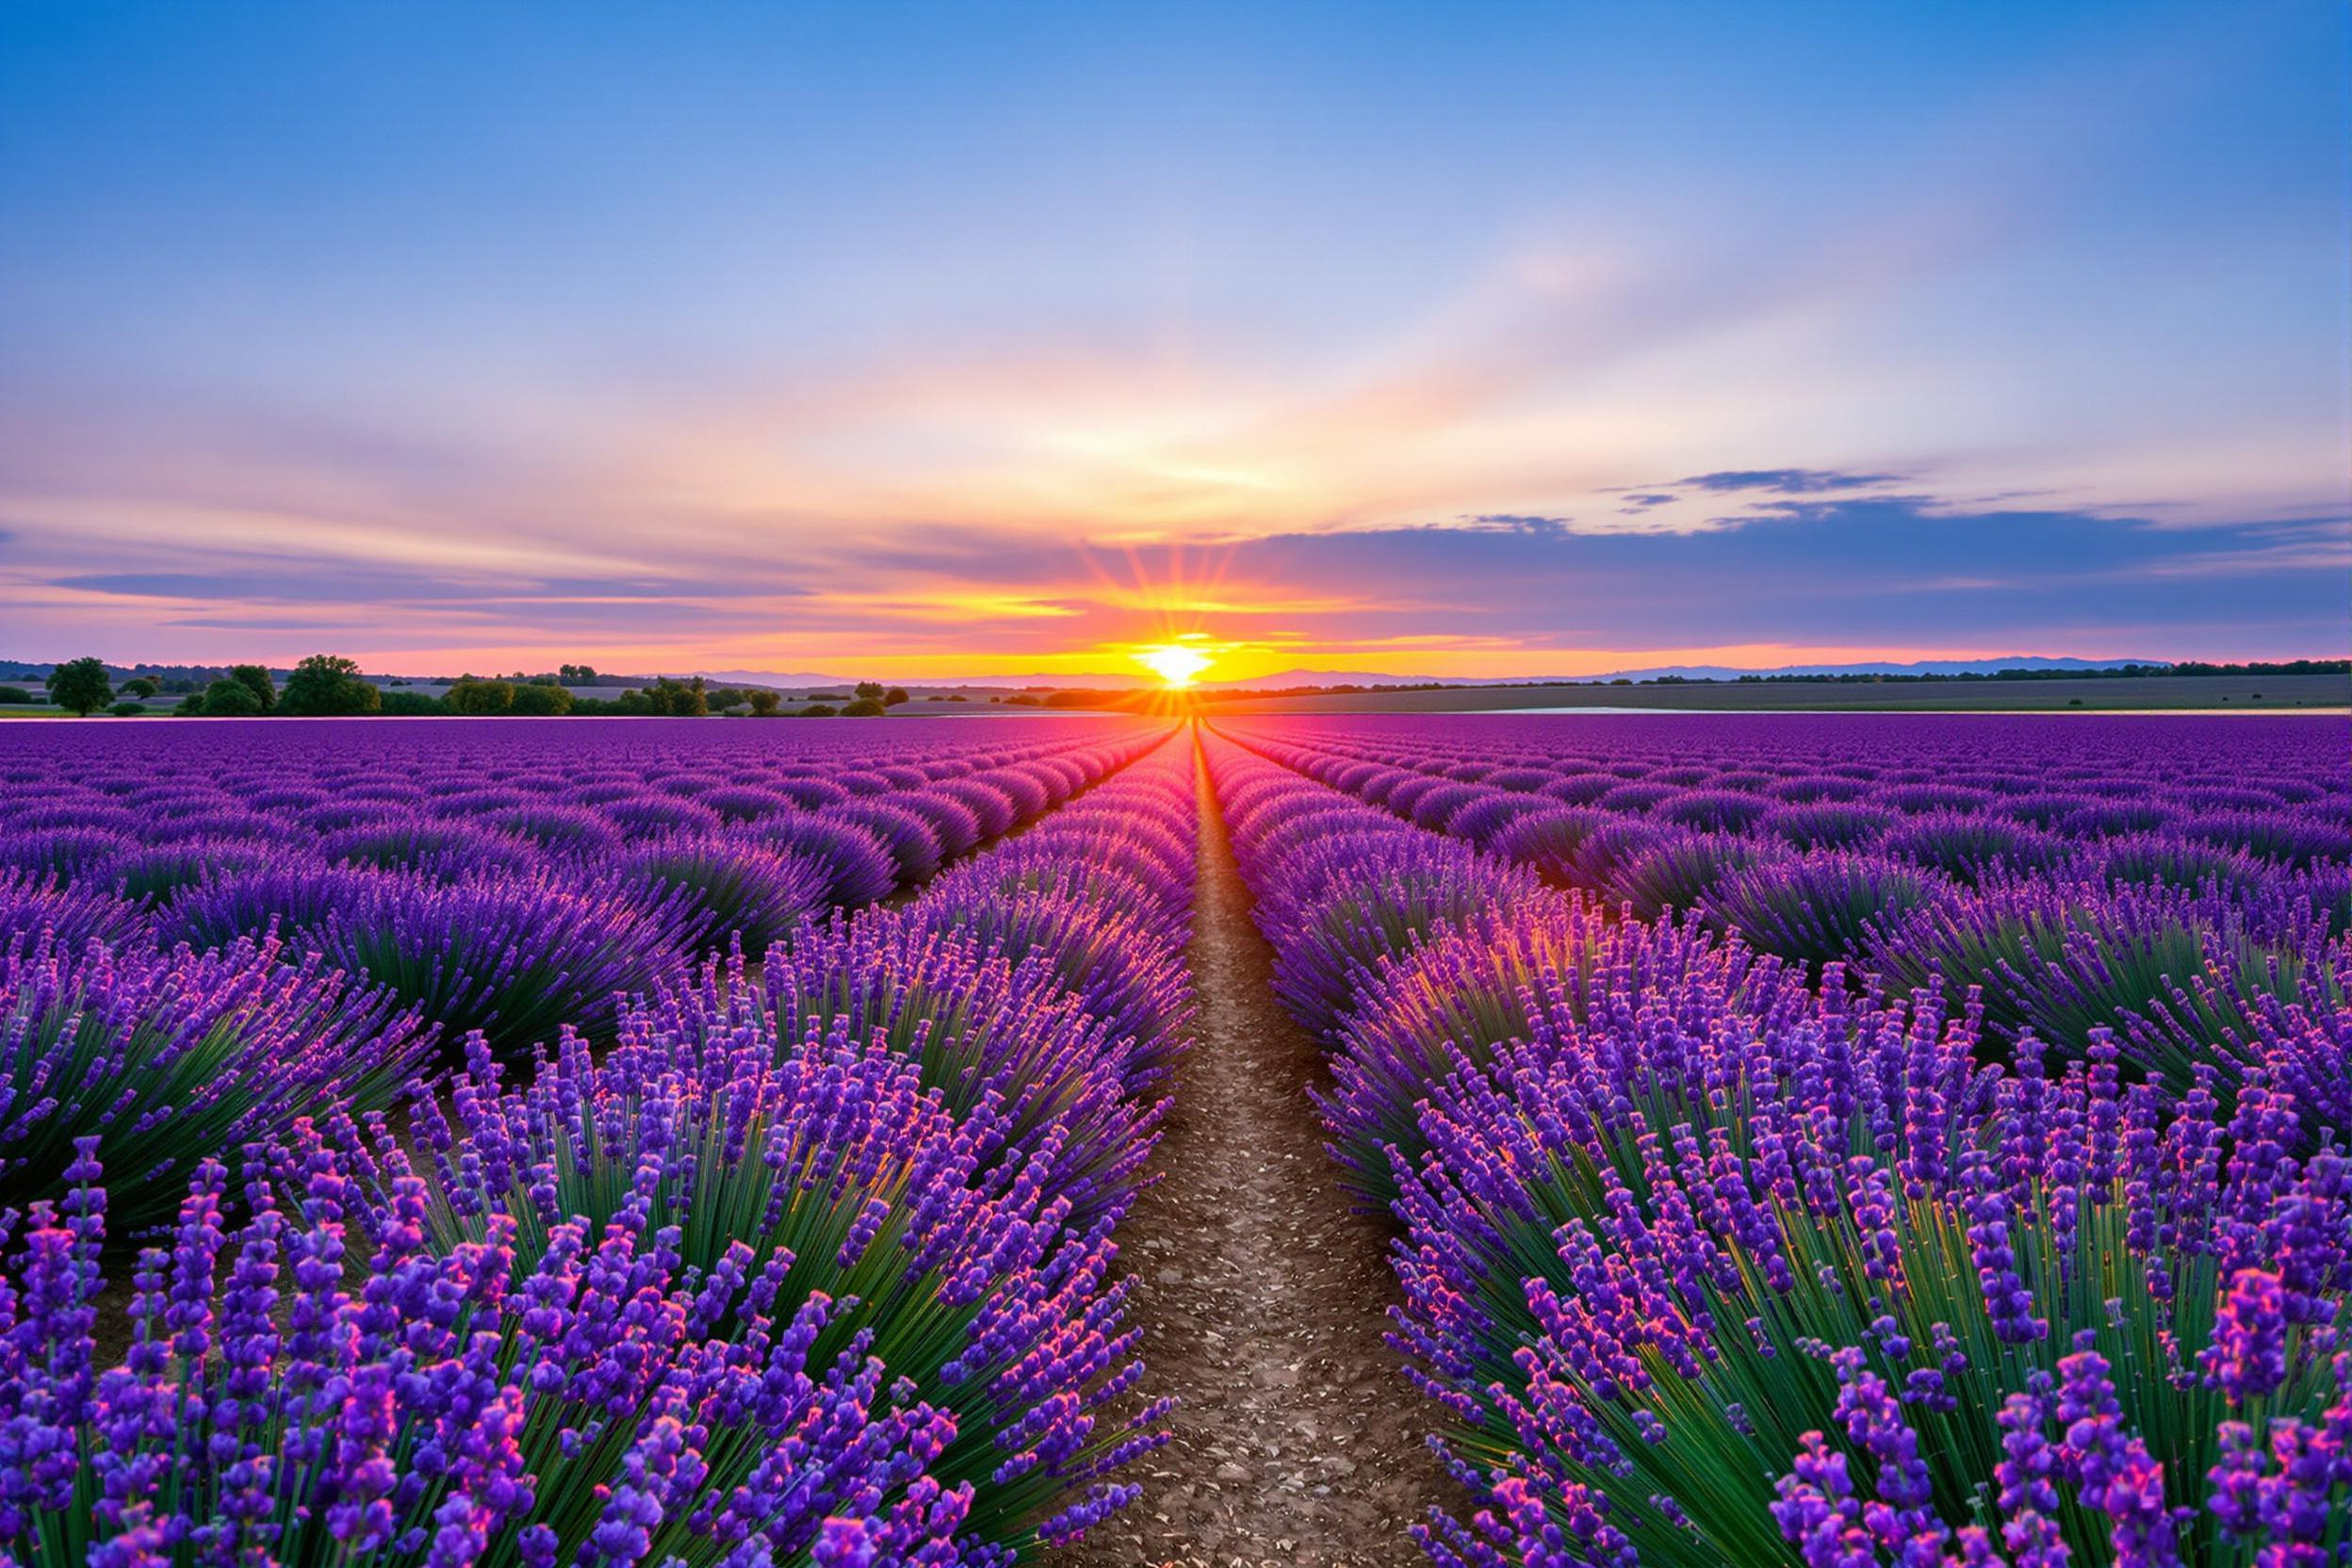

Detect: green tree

[840,697,887,717]
[707,686,748,711]
[797,703,838,717]
[380,690,447,715]
[279,654,381,715]
[201,678,264,716]
[747,690,781,716]
[172,693,205,715]
[446,677,516,715]
[0,686,34,705]
[120,677,159,700]
[229,664,277,711]
[883,687,911,707]
[853,680,886,703]
[646,677,709,716]
[45,657,112,716]
[508,681,574,715]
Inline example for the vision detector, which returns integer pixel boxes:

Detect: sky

[1,1,2345,683]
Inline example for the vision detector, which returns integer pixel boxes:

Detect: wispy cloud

[1679,468,1905,496]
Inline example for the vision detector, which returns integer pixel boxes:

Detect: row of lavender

[0,718,1167,1224]
[3,716,1168,969]
[1217,714,2352,1134]
[0,723,1196,1564]
[1201,725,2350,1567]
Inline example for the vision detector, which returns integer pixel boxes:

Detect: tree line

[14,656,913,718]
[21,655,382,717]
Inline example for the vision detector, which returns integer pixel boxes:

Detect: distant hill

[1562,655,2171,684]
[683,669,864,689]
[1196,657,2174,692]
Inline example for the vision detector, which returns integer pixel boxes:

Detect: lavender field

[2,713,2347,1566]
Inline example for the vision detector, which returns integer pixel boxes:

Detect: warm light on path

[1136,644,1213,688]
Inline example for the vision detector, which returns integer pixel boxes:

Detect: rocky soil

[1052,740,1451,1568]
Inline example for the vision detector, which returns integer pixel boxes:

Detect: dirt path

[1055,733,1449,1568]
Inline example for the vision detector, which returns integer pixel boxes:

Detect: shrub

[1402,996,2352,1568]
[277,652,380,715]
[0,869,145,950]
[1607,828,1788,922]
[1710,849,1946,973]
[377,688,446,715]
[445,675,516,714]
[825,799,946,886]
[1,1140,1037,1565]
[1886,809,2070,885]
[755,815,898,907]
[0,929,431,1232]
[315,813,537,882]
[228,662,277,710]
[170,863,689,1063]
[620,835,828,959]
[1491,805,1611,884]
[200,678,264,715]
[43,656,111,716]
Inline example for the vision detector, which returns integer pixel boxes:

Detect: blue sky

[1,1,2344,678]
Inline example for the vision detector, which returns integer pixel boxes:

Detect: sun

[1135,644,1213,689]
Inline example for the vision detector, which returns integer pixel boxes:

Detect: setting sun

[1135,644,1213,688]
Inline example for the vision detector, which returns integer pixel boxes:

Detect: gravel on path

[1053,729,1450,1568]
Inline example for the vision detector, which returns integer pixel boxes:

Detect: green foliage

[840,697,888,717]
[378,689,447,715]
[645,675,709,716]
[0,685,35,705]
[228,663,276,711]
[119,677,158,699]
[707,685,749,710]
[278,653,380,715]
[798,703,839,717]
[172,694,204,715]
[44,657,112,716]
[200,678,264,715]
[445,676,517,714]
[106,701,145,717]
[884,687,911,706]
[854,679,887,702]
[747,689,781,716]
[507,680,574,715]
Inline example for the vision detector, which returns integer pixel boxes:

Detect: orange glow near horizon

[301,635,2197,689]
